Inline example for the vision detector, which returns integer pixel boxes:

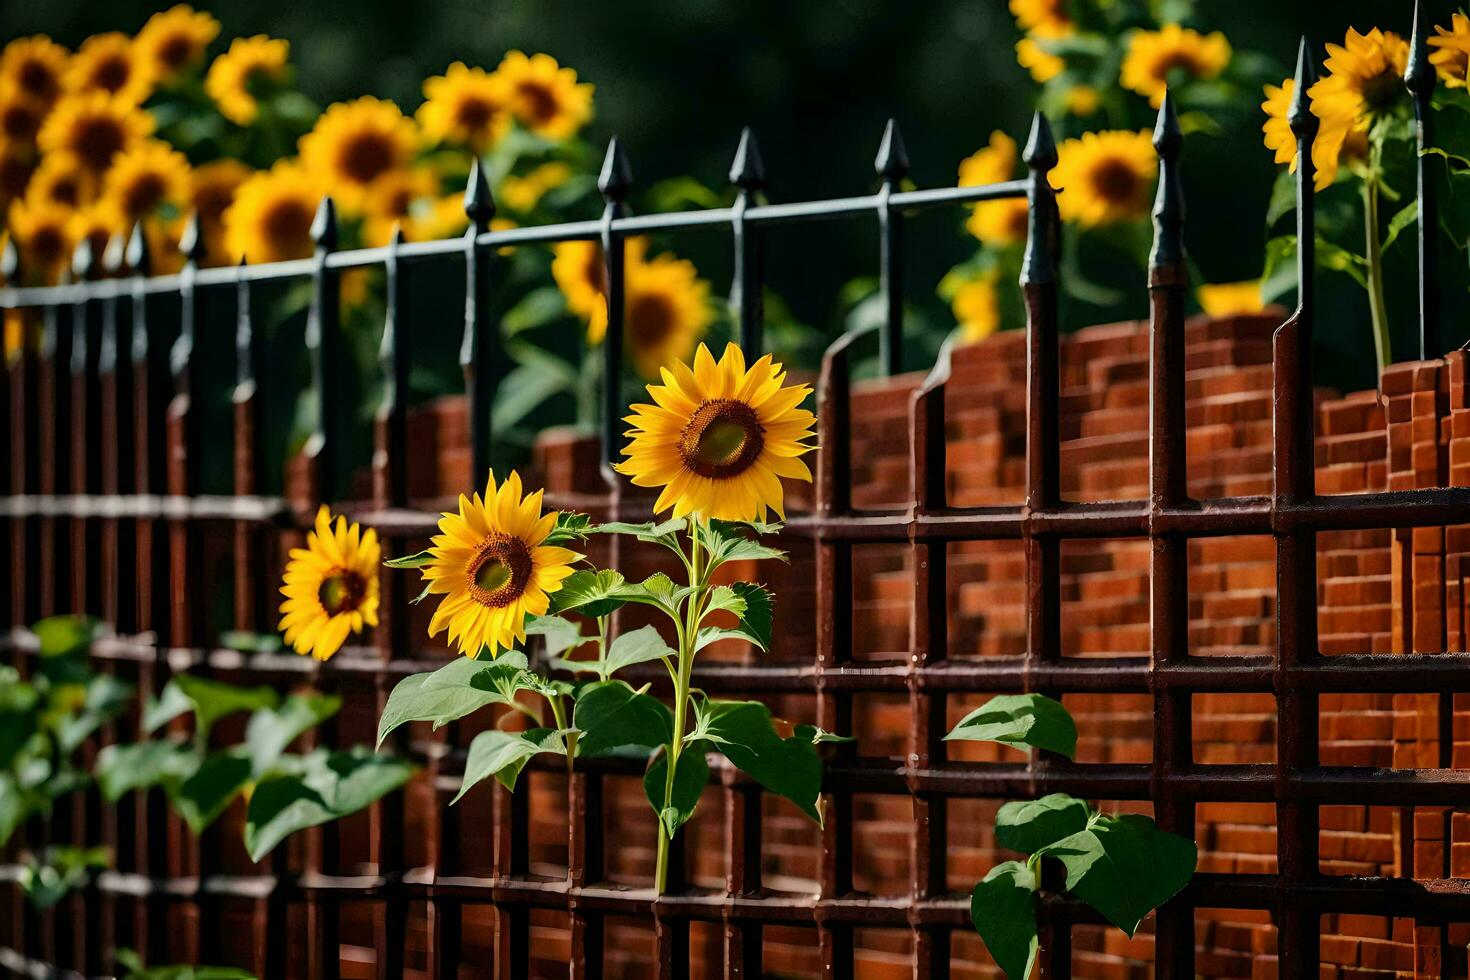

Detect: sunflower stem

[655,519,707,895]
[1362,172,1391,380]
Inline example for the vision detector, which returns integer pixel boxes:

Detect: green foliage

[550,624,673,681]
[574,680,673,757]
[694,699,824,824]
[244,747,416,862]
[114,948,256,979]
[970,862,1039,980]
[1038,814,1197,936]
[643,746,709,838]
[944,693,1077,759]
[995,793,1091,854]
[20,845,110,910]
[455,728,566,799]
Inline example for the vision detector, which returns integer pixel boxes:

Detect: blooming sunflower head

[298,96,417,213]
[279,506,381,661]
[0,82,45,146]
[1015,38,1064,83]
[134,4,220,87]
[951,273,1002,342]
[617,342,817,523]
[26,151,92,209]
[493,51,593,140]
[1309,27,1408,125]
[67,200,126,267]
[1120,24,1232,108]
[1051,129,1156,227]
[65,32,151,106]
[417,62,511,153]
[100,138,191,224]
[0,144,35,212]
[1431,13,1470,89]
[1009,0,1072,38]
[189,158,251,265]
[623,249,712,379]
[1,36,69,109]
[8,197,73,282]
[423,470,580,659]
[222,160,321,264]
[205,35,290,127]
[552,239,610,337]
[361,165,439,246]
[959,130,1029,245]
[39,91,154,173]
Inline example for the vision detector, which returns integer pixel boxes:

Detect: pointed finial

[103,233,128,276]
[72,237,95,281]
[874,118,909,181]
[1405,0,1434,98]
[1288,38,1319,137]
[598,137,633,202]
[125,222,151,276]
[729,127,767,190]
[1152,90,1182,160]
[1022,111,1058,172]
[1,236,19,282]
[464,158,495,230]
[179,211,207,265]
[310,195,338,250]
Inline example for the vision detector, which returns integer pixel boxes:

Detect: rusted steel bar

[729,127,767,355]
[875,118,907,377]
[461,160,497,481]
[69,241,102,617]
[167,217,206,650]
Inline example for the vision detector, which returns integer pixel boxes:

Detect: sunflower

[1051,129,1156,227]
[417,62,510,152]
[65,33,151,106]
[279,506,380,661]
[1431,13,1470,89]
[552,239,609,334]
[222,160,321,264]
[7,197,72,281]
[100,139,191,223]
[29,152,94,210]
[958,131,1029,245]
[0,37,68,109]
[1065,85,1102,116]
[189,158,251,265]
[0,144,35,212]
[360,165,439,246]
[0,83,45,145]
[499,161,572,213]
[1120,25,1231,108]
[1311,27,1408,121]
[618,342,817,523]
[67,201,126,265]
[1197,280,1264,317]
[205,35,289,126]
[134,5,219,87]
[1015,38,1065,83]
[298,96,417,213]
[952,273,1002,342]
[39,92,153,173]
[420,470,579,659]
[623,251,712,378]
[493,51,593,140]
[1261,78,1354,192]
[405,194,471,242]
[1009,0,1071,38]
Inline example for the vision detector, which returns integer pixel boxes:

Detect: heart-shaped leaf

[944,693,1077,759]
[970,860,1038,980]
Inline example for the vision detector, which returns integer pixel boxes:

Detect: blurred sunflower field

[4,0,1470,482]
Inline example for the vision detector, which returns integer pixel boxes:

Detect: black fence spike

[1150,90,1186,269]
[598,137,634,202]
[72,237,95,281]
[310,195,339,249]
[1,235,19,282]
[1289,37,1319,137]
[729,127,767,190]
[464,158,495,231]
[1405,0,1434,97]
[179,211,207,264]
[1023,111,1058,171]
[1152,89,1183,159]
[125,221,151,276]
[874,118,909,180]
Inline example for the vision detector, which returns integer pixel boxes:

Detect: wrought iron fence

[3,13,1470,978]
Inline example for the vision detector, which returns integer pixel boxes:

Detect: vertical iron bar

[232,258,264,631]
[598,138,632,472]
[729,127,767,354]
[4,241,40,628]
[0,243,12,635]
[1274,40,1322,977]
[39,272,72,618]
[305,197,340,503]
[1405,0,1440,360]
[1145,91,1195,980]
[461,160,497,482]
[100,235,136,634]
[70,240,101,618]
[168,216,206,649]
[875,119,908,377]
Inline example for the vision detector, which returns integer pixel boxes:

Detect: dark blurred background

[9,0,1463,392]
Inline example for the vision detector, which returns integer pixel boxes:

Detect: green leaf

[525,614,589,657]
[549,569,637,618]
[573,680,672,757]
[970,861,1039,980]
[20,845,110,911]
[543,512,593,546]
[642,744,709,838]
[245,694,342,778]
[695,520,788,573]
[173,676,280,733]
[944,694,1077,759]
[0,677,39,770]
[995,793,1092,854]
[376,658,528,748]
[1260,234,1298,306]
[454,728,566,801]
[0,773,27,847]
[728,582,773,651]
[384,549,436,569]
[1038,813,1198,936]
[143,681,195,735]
[697,699,823,824]
[31,614,103,658]
[95,740,199,801]
[794,724,856,746]
[218,631,284,654]
[493,362,571,432]
[1382,200,1419,253]
[597,625,675,680]
[590,519,688,560]
[1316,237,1369,289]
[244,747,416,862]
[167,750,253,833]
[56,673,136,754]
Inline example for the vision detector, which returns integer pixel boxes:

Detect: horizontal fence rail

[1,15,1467,979]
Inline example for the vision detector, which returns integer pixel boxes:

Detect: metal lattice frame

[3,15,1470,978]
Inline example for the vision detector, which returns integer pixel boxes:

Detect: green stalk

[1361,173,1391,379]
[654,521,705,894]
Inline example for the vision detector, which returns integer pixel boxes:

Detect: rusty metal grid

[4,23,1470,978]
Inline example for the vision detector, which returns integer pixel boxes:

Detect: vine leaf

[994,793,1091,854]
[455,728,566,801]
[573,680,672,757]
[171,676,280,735]
[244,747,416,862]
[944,693,1077,759]
[167,750,253,833]
[376,654,533,747]
[94,740,199,801]
[244,694,342,778]
[695,699,823,824]
[642,743,709,838]
[970,860,1039,980]
[1036,814,1197,936]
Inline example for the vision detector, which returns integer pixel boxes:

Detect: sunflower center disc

[340,134,394,184]
[468,533,533,608]
[679,399,764,478]
[1091,159,1139,205]
[318,570,366,616]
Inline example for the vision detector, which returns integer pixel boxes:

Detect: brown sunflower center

[2,102,41,141]
[121,172,168,217]
[29,224,67,267]
[583,249,607,294]
[455,94,498,131]
[0,156,33,199]
[1361,70,1401,114]
[467,533,533,608]
[74,117,127,170]
[260,198,314,256]
[1089,158,1140,205]
[678,399,764,478]
[627,291,676,349]
[93,56,133,94]
[338,132,395,185]
[318,569,367,615]
[515,81,560,124]
[1153,52,1206,81]
[18,60,59,102]
[155,35,196,71]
